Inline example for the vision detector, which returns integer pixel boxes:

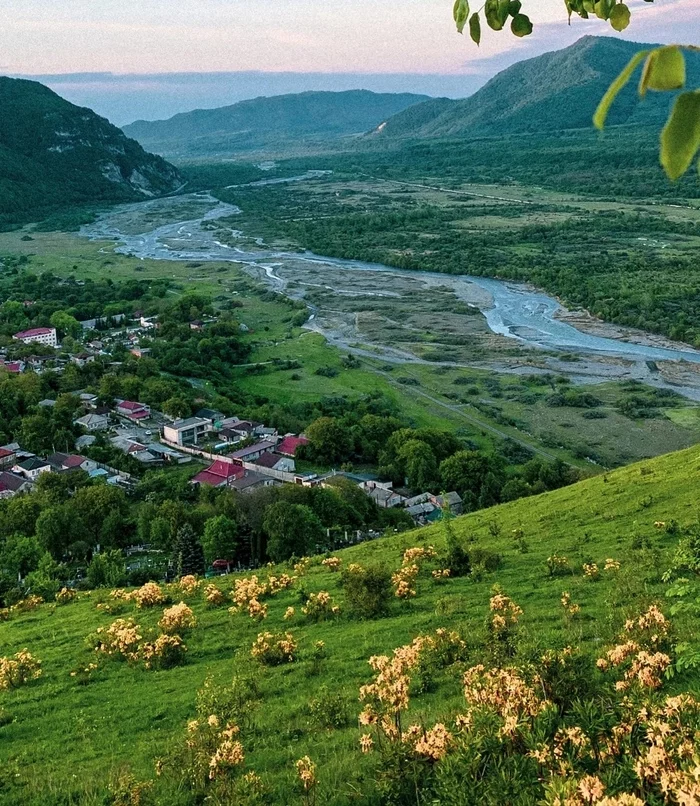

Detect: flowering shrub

[203,584,226,607]
[301,591,340,621]
[267,573,295,593]
[341,564,393,619]
[56,587,77,605]
[133,582,165,608]
[284,606,296,621]
[178,575,200,595]
[108,771,153,806]
[604,558,621,572]
[0,650,42,690]
[141,634,187,670]
[70,662,99,685]
[159,602,197,634]
[488,590,523,659]
[321,557,342,571]
[92,618,142,663]
[246,599,268,621]
[392,564,419,599]
[402,546,437,566]
[251,632,297,665]
[293,557,311,575]
[561,591,581,621]
[296,756,317,805]
[582,563,600,581]
[547,554,572,577]
[11,595,43,614]
[231,576,267,609]
[432,569,451,581]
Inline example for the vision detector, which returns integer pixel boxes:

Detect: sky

[4,0,698,124]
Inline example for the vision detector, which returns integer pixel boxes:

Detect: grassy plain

[1,443,699,805]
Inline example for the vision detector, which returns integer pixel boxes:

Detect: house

[12,456,52,481]
[0,359,25,373]
[146,443,191,464]
[277,435,309,457]
[27,355,57,373]
[139,316,157,329]
[189,320,203,331]
[38,399,56,408]
[191,460,245,488]
[430,492,463,516]
[0,447,16,469]
[253,452,295,473]
[229,470,277,493]
[74,413,110,432]
[129,347,151,359]
[79,393,99,409]
[75,434,96,450]
[70,353,95,367]
[229,441,277,463]
[218,428,245,446]
[116,400,151,420]
[195,408,225,426]
[220,419,265,439]
[0,471,33,499]
[162,417,210,447]
[13,327,57,347]
[47,453,97,473]
[362,481,406,509]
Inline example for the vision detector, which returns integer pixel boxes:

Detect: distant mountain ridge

[373,36,700,140]
[0,77,182,224]
[122,90,431,159]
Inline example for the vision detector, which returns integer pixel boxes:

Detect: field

[1,443,699,805]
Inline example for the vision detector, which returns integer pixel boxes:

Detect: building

[116,400,151,420]
[13,327,58,348]
[47,453,97,473]
[129,347,151,359]
[0,447,17,469]
[0,359,25,373]
[253,452,295,473]
[362,481,406,509]
[430,492,464,515]
[229,441,277,463]
[0,471,32,499]
[277,435,309,457]
[162,417,210,447]
[191,460,244,488]
[12,456,52,481]
[195,408,226,426]
[228,470,276,494]
[146,443,191,464]
[70,353,95,367]
[74,413,110,432]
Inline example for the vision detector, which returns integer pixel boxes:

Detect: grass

[1,442,699,805]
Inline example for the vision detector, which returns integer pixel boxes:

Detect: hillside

[0,77,182,227]
[1,443,699,804]
[122,90,431,159]
[375,36,700,139]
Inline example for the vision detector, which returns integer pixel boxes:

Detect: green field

[1,443,699,805]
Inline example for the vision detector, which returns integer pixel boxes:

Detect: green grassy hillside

[1,444,699,805]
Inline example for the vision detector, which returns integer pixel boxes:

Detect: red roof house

[277,435,309,457]
[116,400,151,420]
[192,460,245,488]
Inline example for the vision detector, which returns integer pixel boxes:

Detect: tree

[50,310,81,339]
[202,515,239,565]
[263,502,324,563]
[86,550,127,588]
[397,439,438,491]
[0,534,44,578]
[35,504,86,560]
[162,396,192,419]
[172,524,205,577]
[452,1,700,181]
[305,416,354,465]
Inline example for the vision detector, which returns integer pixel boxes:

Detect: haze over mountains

[122,90,430,159]
[0,77,181,225]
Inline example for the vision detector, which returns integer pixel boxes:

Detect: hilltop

[0,442,699,804]
[374,36,700,140]
[0,77,182,227]
[122,90,431,159]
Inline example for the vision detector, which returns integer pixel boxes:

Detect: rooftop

[229,441,276,460]
[277,435,309,456]
[14,327,55,339]
[167,417,210,431]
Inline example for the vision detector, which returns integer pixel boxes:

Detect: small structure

[146,443,191,464]
[47,453,97,473]
[192,460,244,488]
[70,353,95,367]
[0,471,32,499]
[162,417,211,447]
[228,441,277,463]
[0,359,25,373]
[253,452,295,473]
[277,435,309,457]
[362,480,406,509]
[430,492,463,516]
[12,456,52,481]
[0,447,17,469]
[13,327,57,347]
[129,347,151,359]
[229,470,276,493]
[74,413,110,432]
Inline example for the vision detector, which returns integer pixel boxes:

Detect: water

[82,193,700,367]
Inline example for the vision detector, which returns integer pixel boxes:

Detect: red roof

[192,460,244,487]
[126,410,149,419]
[118,401,147,411]
[63,455,87,468]
[277,436,308,457]
[0,361,23,373]
[14,327,54,339]
[254,452,284,469]
[0,448,15,460]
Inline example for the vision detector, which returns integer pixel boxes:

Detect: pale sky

[3,0,698,76]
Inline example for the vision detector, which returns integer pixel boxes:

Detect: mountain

[122,90,431,159]
[0,77,182,225]
[374,36,700,140]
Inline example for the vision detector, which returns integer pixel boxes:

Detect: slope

[0,77,182,227]
[375,35,700,140]
[122,90,431,159]
[0,443,698,804]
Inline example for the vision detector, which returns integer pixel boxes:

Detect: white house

[162,417,211,447]
[74,413,110,432]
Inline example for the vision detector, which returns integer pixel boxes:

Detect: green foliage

[201,515,239,566]
[86,550,127,589]
[172,524,205,578]
[264,502,324,563]
[340,563,393,619]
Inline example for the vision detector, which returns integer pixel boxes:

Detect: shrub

[392,564,419,599]
[546,554,572,578]
[56,587,77,605]
[159,602,197,634]
[0,650,42,690]
[301,591,340,621]
[203,584,226,607]
[251,632,297,665]
[133,582,166,608]
[141,634,187,670]
[341,564,392,619]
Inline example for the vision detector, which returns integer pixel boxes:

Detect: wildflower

[578,775,605,803]
[413,723,453,761]
[392,564,419,599]
[561,591,581,619]
[284,606,296,620]
[178,575,199,594]
[133,582,165,608]
[321,557,342,571]
[56,587,76,605]
[432,568,451,580]
[158,602,197,634]
[359,733,374,753]
[402,546,437,566]
[302,591,339,620]
[0,650,42,690]
[604,558,621,572]
[582,563,600,581]
[251,632,297,665]
[295,756,317,792]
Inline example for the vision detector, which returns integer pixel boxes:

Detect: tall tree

[172,524,205,577]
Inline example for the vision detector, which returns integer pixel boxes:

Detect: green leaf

[660,90,700,181]
[485,0,509,30]
[593,49,649,130]
[609,3,630,31]
[639,46,686,96]
[453,0,470,34]
[510,13,533,37]
[508,0,522,15]
[469,12,481,45]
